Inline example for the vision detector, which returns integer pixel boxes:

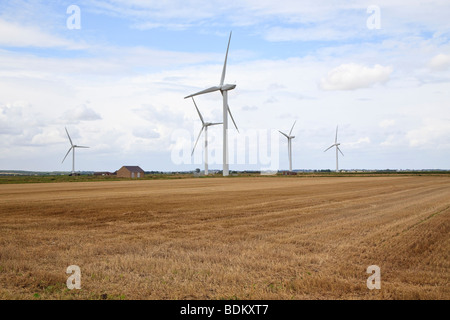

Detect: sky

[0,0,449,172]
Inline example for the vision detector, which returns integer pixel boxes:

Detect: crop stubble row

[0,176,448,299]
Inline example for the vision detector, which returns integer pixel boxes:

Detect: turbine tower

[184,31,238,177]
[324,126,344,172]
[62,127,89,175]
[191,97,222,175]
[279,121,296,172]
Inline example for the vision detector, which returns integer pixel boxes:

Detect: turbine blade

[279,131,289,139]
[192,126,204,156]
[192,97,205,125]
[227,105,239,133]
[324,145,334,152]
[76,146,89,148]
[338,147,344,156]
[220,31,232,86]
[65,127,73,147]
[289,120,297,136]
[185,86,221,99]
[335,126,338,144]
[210,122,223,126]
[219,90,238,132]
[62,147,73,163]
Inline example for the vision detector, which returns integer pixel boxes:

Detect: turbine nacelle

[184,84,236,99]
[221,84,236,91]
[204,122,222,127]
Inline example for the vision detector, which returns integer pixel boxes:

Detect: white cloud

[428,53,450,71]
[242,105,258,111]
[264,26,357,42]
[83,0,224,23]
[0,102,24,135]
[131,22,192,31]
[133,127,161,139]
[380,135,398,147]
[61,105,102,123]
[31,127,65,146]
[133,104,185,125]
[379,119,396,128]
[345,137,371,149]
[72,105,102,122]
[407,118,450,148]
[319,63,393,91]
[0,18,85,49]
[82,0,450,44]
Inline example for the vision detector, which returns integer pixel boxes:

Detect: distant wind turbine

[279,121,296,172]
[62,127,89,175]
[324,126,344,172]
[184,31,239,177]
[191,97,222,175]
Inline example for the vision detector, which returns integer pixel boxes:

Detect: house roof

[121,166,144,172]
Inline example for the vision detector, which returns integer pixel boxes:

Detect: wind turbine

[184,31,239,177]
[324,126,344,172]
[279,121,296,172]
[62,127,89,175]
[191,97,222,175]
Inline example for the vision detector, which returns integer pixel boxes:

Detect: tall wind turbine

[324,126,344,172]
[184,31,239,177]
[62,127,89,175]
[279,121,296,172]
[191,97,222,175]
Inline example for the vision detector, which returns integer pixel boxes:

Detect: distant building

[94,171,114,176]
[117,166,145,179]
[281,171,297,175]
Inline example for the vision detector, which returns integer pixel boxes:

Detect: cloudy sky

[0,0,449,172]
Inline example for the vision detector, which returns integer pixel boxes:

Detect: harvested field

[0,176,449,300]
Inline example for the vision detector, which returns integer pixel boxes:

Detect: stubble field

[0,176,448,300]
